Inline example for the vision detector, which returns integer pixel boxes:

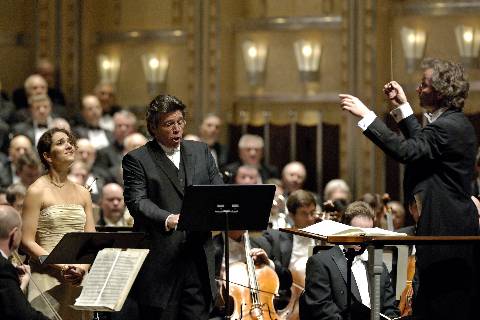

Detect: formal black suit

[123,140,223,319]
[364,109,479,319]
[0,255,49,320]
[300,246,399,320]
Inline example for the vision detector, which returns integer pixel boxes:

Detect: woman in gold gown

[21,128,96,320]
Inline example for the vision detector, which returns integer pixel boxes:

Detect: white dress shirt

[289,234,315,275]
[340,245,370,308]
[159,143,181,169]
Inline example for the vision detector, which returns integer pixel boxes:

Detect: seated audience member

[12,94,54,146]
[323,178,351,203]
[12,58,66,110]
[15,152,42,188]
[73,95,113,150]
[0,88,15,126]
[0,205,50,320]
[11,74,67,124]
[0,82,12,151]
[97,183,132,227]
[68,160,89,187]
[6,183,27,213]
[105,133,149,186]
[75,139,107,202]
[252,190,318,310]
[183,134,201,141]
[387,200,406,231]
[198,114,228,168]
[50,117,71,132]
[266,178,290,229]
[300,201,399,320]
[123,133,148,154]
[0,188,8,206]
[322,178,351,221]
[233,164,260,184]
[94,82,122,131]
[0,135,33,188]
[95,110,137,176]
[222,134,278,183]
[281,161,307,196]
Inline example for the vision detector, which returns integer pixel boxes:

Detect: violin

[398,255,415,317]
[12,251,64,320]
[227,231,280,319]
[277,268,303,320]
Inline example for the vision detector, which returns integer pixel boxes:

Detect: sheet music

[74,248,149,311]
[301,220,407,237]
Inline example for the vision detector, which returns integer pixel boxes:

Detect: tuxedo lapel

[181,142,195,186]
[331,246,362,303]
[147,141,184,196]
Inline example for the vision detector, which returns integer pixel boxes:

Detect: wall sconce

[455,25,480,68]
[400,27,426,73]
[293,40,321,82]
[242,40,268,87]
[97,54,120,85]
[141,54,169,96]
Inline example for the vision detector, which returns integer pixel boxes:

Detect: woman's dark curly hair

[421,58,469,110]
[37,128,77,170]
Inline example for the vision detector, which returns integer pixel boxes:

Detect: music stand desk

[40,232,145,265]
[178,184,275,319]
[280,228,480,320]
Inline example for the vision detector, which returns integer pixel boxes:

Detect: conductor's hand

[250,248,270,267]
[339,94,371,118]
[166,214,180,230]
[383,81,407,108]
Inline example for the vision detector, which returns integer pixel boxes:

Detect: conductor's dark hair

[421,58,469,110]
[146,95,186,138]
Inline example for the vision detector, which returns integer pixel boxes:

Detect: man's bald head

[0,205,21,239]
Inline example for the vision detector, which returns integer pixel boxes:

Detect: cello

[227,231,280,320]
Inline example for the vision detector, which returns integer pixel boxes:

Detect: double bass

[227,231,280,319]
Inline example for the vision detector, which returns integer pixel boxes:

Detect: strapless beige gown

[28,204,92,320]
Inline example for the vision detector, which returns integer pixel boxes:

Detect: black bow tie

[37,124,48,129]
[87,124,101,130]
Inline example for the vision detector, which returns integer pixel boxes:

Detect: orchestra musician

[251,189,318,311]
[0,205,49,320]
[300,201,399,320]
[340,58,479,320]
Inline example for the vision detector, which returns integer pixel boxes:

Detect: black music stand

[177,184,275,319]
[40,232,145,265]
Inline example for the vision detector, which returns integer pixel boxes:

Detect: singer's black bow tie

[37,123,48,128]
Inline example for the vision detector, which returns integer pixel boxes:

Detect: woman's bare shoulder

[26,176,49,196]
[72,183,92,202]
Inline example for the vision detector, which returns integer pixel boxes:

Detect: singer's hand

[166,214,180,230]
[383,81,407,108]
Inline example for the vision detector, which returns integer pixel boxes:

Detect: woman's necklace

[49,176,66,188]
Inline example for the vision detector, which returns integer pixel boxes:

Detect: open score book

[73,248,149,312]
[301,220,407,237]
